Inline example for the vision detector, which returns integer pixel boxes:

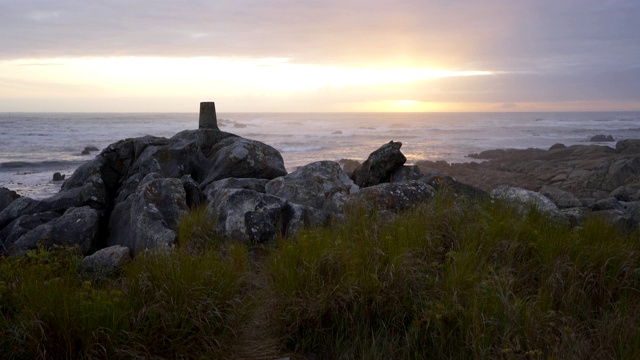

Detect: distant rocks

[590,134,615,142]
[81,146,100,155]
[52,172,65,181]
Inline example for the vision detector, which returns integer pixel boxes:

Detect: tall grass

[266,192,640,359]
[1,191,639,359]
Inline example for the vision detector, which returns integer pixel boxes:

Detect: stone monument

[199,101,219,130]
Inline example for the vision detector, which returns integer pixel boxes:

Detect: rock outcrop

[352,141,406,187]
[3,104,640,259]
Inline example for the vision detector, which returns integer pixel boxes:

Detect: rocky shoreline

[1,104,640,266]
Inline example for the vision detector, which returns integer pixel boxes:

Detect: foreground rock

[108,177,189,256]
[266,161,358,213]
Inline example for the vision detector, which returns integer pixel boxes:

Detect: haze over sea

[1,112,639,199]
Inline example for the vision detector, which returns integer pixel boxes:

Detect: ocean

[1,112,639,199]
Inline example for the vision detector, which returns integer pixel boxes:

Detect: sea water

[1,112,639,199]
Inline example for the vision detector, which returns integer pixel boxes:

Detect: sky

[1,0,639,112]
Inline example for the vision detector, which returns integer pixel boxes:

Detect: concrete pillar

[199,102,218,130]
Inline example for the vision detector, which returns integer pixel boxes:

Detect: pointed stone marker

[199,102,219,130]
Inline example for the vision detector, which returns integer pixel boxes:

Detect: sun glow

[0,56,492,111]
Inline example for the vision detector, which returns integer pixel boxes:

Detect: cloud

[1,0,640,109]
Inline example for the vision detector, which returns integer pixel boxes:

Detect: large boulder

[0,212,59,253]
[201,137,287,187]
[10,206,102,256]
[346,181,436,212]
[539,186,582,209]
[265,161,358,213]
[107,177,189,256]
[206,188,291,243]
[352,141,406,187]
[491,185,559,215]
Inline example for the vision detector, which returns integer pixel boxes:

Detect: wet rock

[549,143,566,151]
[265,161,358,213]
[352,141,406,187]
[52,172,65,181]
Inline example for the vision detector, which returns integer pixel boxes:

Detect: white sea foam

[1,111,639,199]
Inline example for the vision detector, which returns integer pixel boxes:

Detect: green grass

[2,192,640,359]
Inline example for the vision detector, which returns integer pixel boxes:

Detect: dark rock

[52,172,65,181]
[107,177,189,256]
[549,143,566,151]
[0,187,19,212]
[0,212,59,253]
[202,137,287,186]
[181,175,205,209]
[346,181,435,212]
[265,161,358,213]
[590,134,615,142]
[81,146,100,155]
[204,178,269,193]
[589,197,623,211]
[539,186,582,209]
[11,206,102,256]
[352,141,406,187]
[616,139,640,154]
[390,165,423,183]
[206,188,291,243]
[609,183,640,202]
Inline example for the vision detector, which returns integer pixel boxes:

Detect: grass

[1,191,640,359]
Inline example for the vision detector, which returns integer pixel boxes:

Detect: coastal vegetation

[1,191,639,359]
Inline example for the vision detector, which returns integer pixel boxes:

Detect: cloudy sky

[1,0,639,112]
